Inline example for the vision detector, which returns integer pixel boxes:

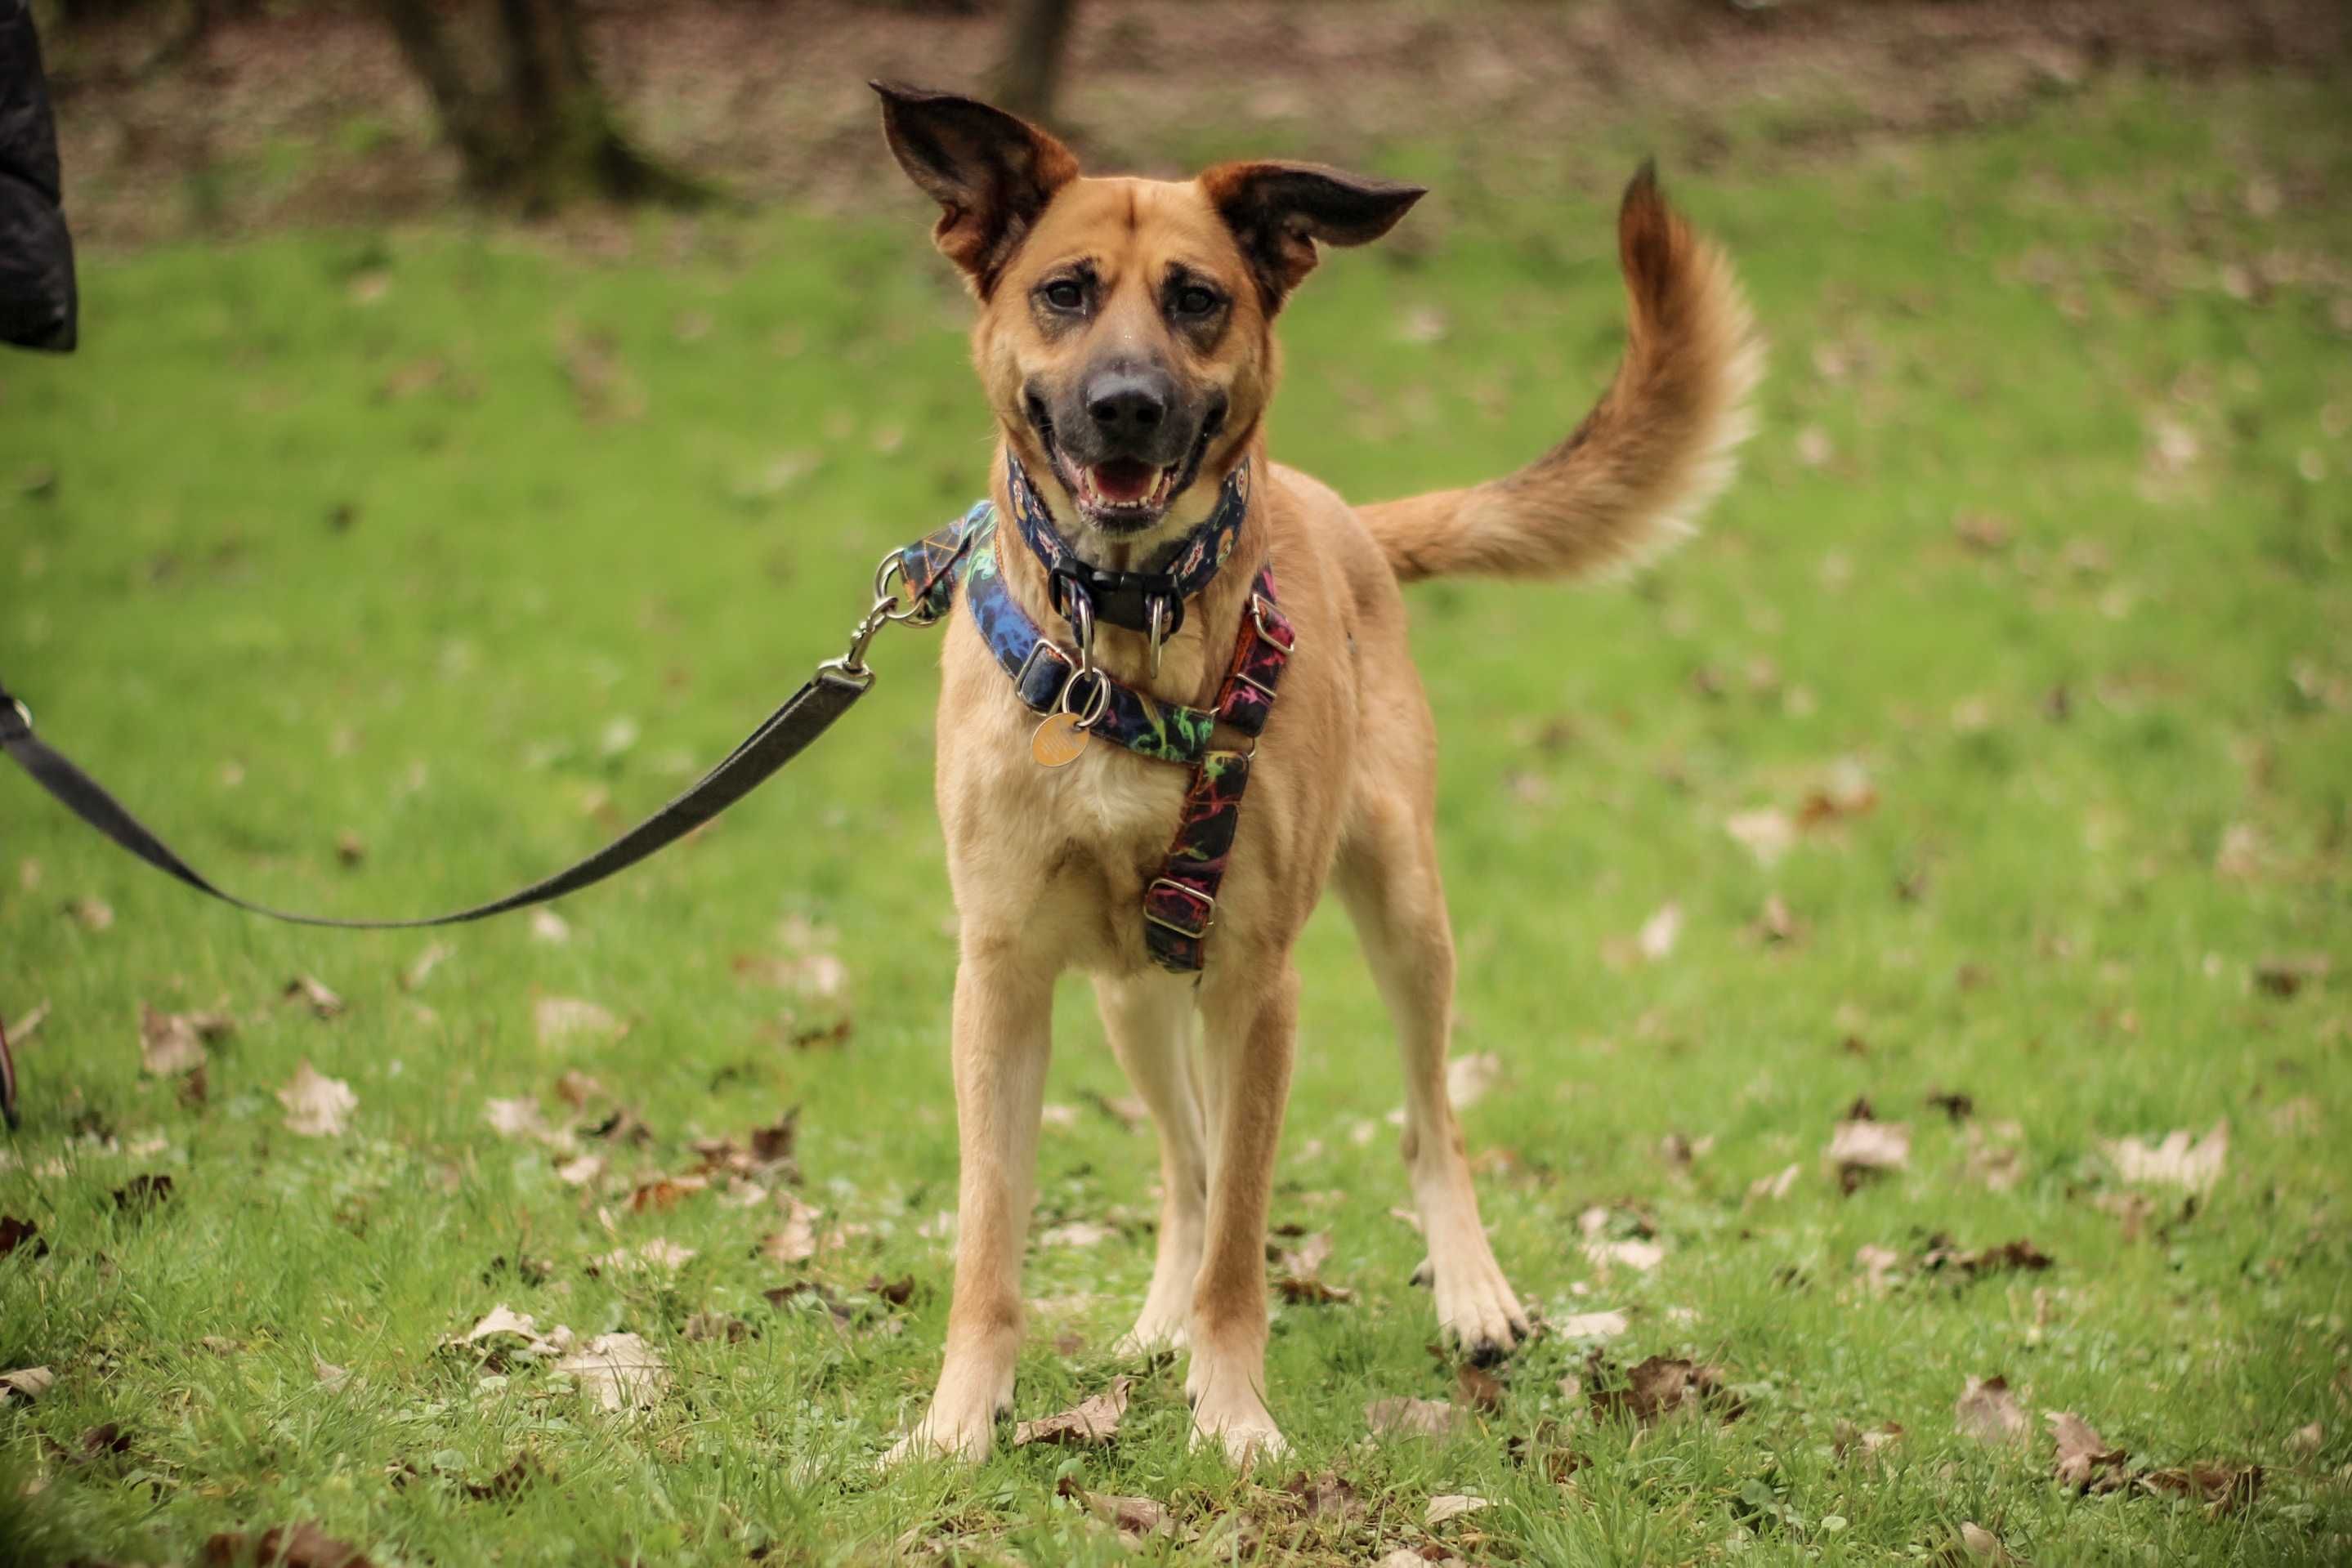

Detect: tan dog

[871,82,1759,1464]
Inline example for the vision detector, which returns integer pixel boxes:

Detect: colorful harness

[894,462,1294,972]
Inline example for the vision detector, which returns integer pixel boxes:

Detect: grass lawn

[3,71,2350,1566]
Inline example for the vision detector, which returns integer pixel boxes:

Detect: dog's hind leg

[1183,958,1298,1463]
[1094,973,1209,1356]
[1336,802,1531,1365]
[883,945,1053,1467]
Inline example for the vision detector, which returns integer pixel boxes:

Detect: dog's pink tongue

[1090,459,1156,504]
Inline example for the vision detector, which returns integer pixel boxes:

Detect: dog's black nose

[1084,369,1168,437]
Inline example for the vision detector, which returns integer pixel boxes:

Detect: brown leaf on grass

[313,1355,351,1392]
[1747,1163,1801,1203]
[1926,1088,1976,1124]
[2254,954,2329,998]
[482,1097,554,1142]
[1506,1420,1590,1483]
[1725,808,1797,864]
[1943,1522,2019,1564]
[533,996,624,1046]
[201,1522,375,1568]
[1751,894,1806,946]
[1919,1235,2054,1280]
[764,1280,856,1325]
[1956,1374,2029,1445]
[1555,1310,1630,1341]
[65,896,115,931]
[554,1332,668,1413]
[0,1216,45,1259]
[627,1174,709,1214]
[553,1070,603,1109]
[1284,1470,1362,1519]
[682,1312,747,1344]
[0,1366,55,1404]
[1447,1052,1503,1108]
[1366,1395,1465,1438]
[1039,1220,1116,1249]
[281,976,344,1019]
[71,1422,135,1464]
[5,998,51,1043]
[396,940,454,992]
[1274,1275,1355,1304]
[1964,1121,2026,1191]
[2139,1461,2261,1515]
[140,1004,232,1076]
[2287,1421,2323,1459]
[1831,1418,1905,1461]
[1013,1376,1131,1447]
[1056,1475,1170,1537]
[278,1062,357,1137]
[1425,1494,1491,1526]
[461,1454,539,1502]
[1590,1355,1741,1427]
[866,1274,917,1307]
[2101,1121,2228,1192]
[112,1173,174,1213]
[1796,763,1878,829]
[1455,1360,1505,1413]
[442,1306,572,1369]
[553,1154,605,1187]
[761,1192,820,1264]
[1827,1116,1910,1193]
[2049,1410,2131,1492]
[1855,1244,1903,1293]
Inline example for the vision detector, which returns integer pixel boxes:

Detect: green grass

[3,73,2350,1566]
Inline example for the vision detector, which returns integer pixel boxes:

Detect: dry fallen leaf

[140,1003,231,1076]
[1827,1116,1911,1192]
[1949,1521,2019,1563]
[0,1216,43,1259]
[1747,1163,1801,1203]
[1584,1237,1664,1274]
[200,1521,375,1568]
[555,1332,668,1413]
[1855,1244,1903,1293]
[1039,1220,1116,1249]
[1425,1493,1490,1526]
[1447,1052,1502,1108]
[1058,1475,1170,1537]
[281,975,345,1019]
[533,996,624,1046]
[761,1191,820,1263]
[483,1097,552,1141]
[1726,808,1797,864]
[1590,1356,1740,1427]
[1366,1395,1465,1438]
[313,1355,351,1392]
[554,1153,606,1187]
[2138,1460,2261,1515]
[1013,1376,1131,1447]
[1955,1374,2029,1446]
[0,1365,55,1405]
[1832,1418,1905,1461]
[443,1306,571,1369]
[2101,1121,2228,1193]
[277,1062,357,1137]
[2049,1409,2131,1492]
[1555,1310,1629,1341]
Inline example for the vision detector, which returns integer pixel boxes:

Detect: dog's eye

[1042,279,1085,311]
[1174,285,1220,317]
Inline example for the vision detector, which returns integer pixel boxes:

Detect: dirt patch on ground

[43,0,2352,247]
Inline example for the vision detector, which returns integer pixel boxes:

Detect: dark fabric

[0,669,872,929]
[0,0,77,351]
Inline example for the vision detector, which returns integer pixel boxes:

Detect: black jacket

[0,0,75,351]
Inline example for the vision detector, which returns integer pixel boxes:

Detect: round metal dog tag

[1031,712,1089,768]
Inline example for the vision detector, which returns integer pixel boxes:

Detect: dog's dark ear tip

[1624,159,1662,203]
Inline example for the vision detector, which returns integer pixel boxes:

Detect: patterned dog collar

[1004,454,1253,638]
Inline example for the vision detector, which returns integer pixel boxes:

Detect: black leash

[0,550,941,1129]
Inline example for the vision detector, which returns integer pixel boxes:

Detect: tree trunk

[374,0,712,213]
[993,0,1076,124]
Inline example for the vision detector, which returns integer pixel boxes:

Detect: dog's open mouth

[1026,391,1220,534]
[1068,456,1180,521]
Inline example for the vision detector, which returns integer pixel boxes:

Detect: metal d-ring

[1058,666,1111,731]
[1146,594,1172,680]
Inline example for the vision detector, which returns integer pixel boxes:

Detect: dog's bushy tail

[1360,165,1761,585]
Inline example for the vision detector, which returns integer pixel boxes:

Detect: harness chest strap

[906,507,1295,973]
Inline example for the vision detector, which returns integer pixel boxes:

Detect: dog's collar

[1004,453,1253,639]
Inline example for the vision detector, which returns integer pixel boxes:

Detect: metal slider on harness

[1145,878,1216,939]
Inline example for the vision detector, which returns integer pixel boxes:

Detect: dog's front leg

[1183,958,1298,1463]
[883,944,1053,1466]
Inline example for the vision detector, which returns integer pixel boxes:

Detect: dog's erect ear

[871,81,1080,295]
[1199,161,1426,313]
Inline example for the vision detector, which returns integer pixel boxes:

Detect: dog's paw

[1188,1399,1288,1467]
[879,1404,998,1469]
[1113,1314,1191,1360]
[1433,1253,1531,1365]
